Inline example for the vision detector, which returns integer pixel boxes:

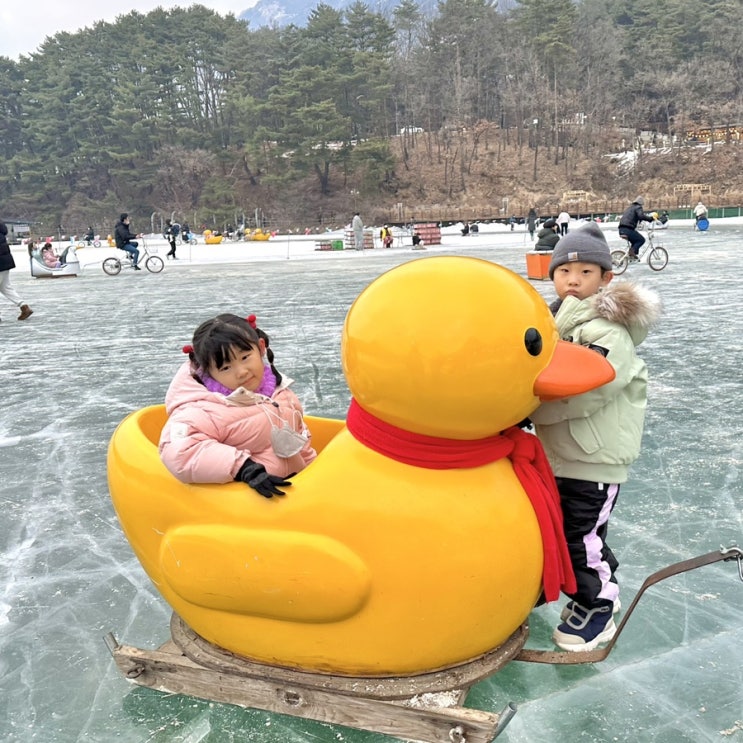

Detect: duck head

[342,256,614,437]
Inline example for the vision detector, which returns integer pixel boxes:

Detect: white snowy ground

[1,219,742,743]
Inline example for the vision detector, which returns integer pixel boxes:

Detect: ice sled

[29,245,81,278]
[246,228,271,240]
[106,545,742,742]
[108,258,617,674]
[203,229,223,244]
[105,257,742,741]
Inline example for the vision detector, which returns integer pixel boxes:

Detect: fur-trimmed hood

[551,281,662,346]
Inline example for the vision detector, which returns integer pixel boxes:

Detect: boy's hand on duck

[235,457,292,498]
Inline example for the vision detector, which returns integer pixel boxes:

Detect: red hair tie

[246,314,257,328]
[182,345,193,354]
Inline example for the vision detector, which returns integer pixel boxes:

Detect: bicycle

[77,237,102,248]
[611,224,669,275]
[102,240,164,275]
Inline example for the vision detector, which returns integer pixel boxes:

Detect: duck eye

[524,328,542,356]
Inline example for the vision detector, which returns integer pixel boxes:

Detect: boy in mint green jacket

[531,222,661,652]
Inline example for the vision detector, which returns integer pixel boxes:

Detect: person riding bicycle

[114,213,141,270]
[618,197,656,261]
[84,226,95,245]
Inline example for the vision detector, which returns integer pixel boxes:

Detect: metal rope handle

[516,546,743,665]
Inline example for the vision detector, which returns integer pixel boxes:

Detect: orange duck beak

[534,340,616,402]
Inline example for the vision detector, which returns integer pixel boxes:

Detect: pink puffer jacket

[159,361,316,483]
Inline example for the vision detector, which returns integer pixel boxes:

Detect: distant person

[693,201,708,224]
[114,213,141,270]
[461,221,470,236]
[618,197,654,260]
[380,224,393,248]
[557,210,570,236]
[164,219,180,259]
[412,230,425,249]
[509,216,516,231]
[527,208,537,240]
[534,218,560,251]
[0,218,33,321]
[531,223,661,652]
[84,226,95,245]
[352,212,364,251]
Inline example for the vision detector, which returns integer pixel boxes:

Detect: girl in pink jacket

[159,313,316,498]
[41,244,61,268]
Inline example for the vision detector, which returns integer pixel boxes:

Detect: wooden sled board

[107,614,527,743]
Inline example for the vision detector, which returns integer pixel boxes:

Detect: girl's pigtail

[253,323,283,387]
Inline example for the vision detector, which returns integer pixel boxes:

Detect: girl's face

[552,262,612,301]
[207,339,266,392]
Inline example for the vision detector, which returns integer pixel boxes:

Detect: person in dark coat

[534,218,560,251]
[527,208,538,240]
[114,213,141,269]
[164,219,180,259]
[0,219,33,320]
[618,197,655,259]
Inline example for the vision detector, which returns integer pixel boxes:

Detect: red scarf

[346,399,576,601]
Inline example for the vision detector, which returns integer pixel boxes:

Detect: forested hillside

[0,0,740,234]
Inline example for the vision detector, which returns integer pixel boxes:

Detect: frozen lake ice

[1,222,741,742]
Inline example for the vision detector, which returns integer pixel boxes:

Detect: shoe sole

[552,619,617,652]
[560,599,621,622]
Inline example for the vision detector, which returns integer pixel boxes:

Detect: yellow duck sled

[246,227,271,240]
[108,256,614,678]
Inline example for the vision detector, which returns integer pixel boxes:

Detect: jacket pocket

[568,416,603,455]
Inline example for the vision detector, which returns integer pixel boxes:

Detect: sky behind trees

[0,0,253,59]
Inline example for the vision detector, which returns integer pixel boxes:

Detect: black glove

[235,457,292,498]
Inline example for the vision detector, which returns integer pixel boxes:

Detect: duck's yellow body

[109,407,542,674]
[246,228,271,240]
[108,257,614,676]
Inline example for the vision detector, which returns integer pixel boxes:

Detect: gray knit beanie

[548,222,613,278]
